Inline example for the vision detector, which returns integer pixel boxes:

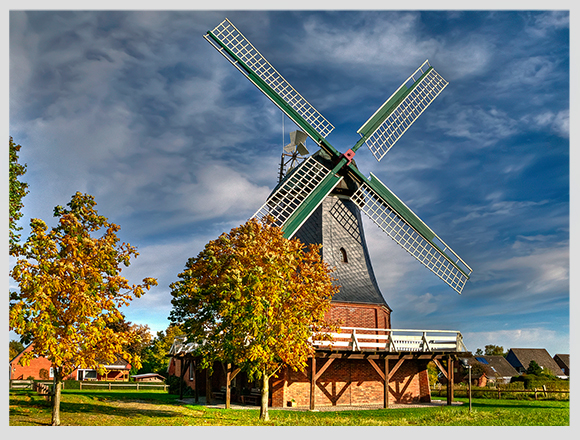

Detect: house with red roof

[10,344,132,381]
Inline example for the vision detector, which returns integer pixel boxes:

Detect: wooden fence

[10,380,34,390]
[10,380,167,392]
[79,382,168,391]
[431,385,569,400]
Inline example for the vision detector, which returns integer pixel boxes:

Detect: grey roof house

[553,354,569,377]
[506,348,566,378]
[472,355,519,384]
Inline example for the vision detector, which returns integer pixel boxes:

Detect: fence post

[137,383,140,391]
[542,385,547,397]
[497,386,501,400]
[109,383,111,391]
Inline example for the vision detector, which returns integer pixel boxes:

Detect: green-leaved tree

[139,324,185,376]
[9,137,29,255]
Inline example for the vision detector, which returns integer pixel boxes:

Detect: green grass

[9,390,569,426]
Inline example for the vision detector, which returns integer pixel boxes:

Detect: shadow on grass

[10,391,201,426]
[454,398,569,411]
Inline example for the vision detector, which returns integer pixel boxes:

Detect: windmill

[204,18,472,294]
[279,129,309,183]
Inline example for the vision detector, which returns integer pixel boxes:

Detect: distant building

[471,355,519,385]
[505,348,565,378]
[131,373,166,382]
[553,354,569,377]
[10,344,132,381]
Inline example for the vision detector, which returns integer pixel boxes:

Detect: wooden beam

[388,357,405,381]
[367,358,385,381]
[432,358,448,380]
[447,356,454,406]
[310,356,316,411]
[314,358,335,381]
[194,361,199,403]
[230,367,241,381]
[225,363,232,409]
[384,357,390,409]
[315,351,461,360]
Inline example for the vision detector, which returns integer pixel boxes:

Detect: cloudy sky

[9,9,570,356]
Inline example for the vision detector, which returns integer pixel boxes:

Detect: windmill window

[340,247,348,263]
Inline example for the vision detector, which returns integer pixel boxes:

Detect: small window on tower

[340,247,348,263]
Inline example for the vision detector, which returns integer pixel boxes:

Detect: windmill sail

[205,19,336,149]
[351,173,472,293]
[253,156,343,238]
[357,61,448,162]
[206,18,471,294]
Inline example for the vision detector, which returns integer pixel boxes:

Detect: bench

[34,382,51,401]
[240,388,261,405]
[212,386,227,401]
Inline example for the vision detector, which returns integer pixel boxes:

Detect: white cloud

[484,245,569,295]
[173,162,272,222]
[434,104,519,147]
[531,110,569,138]
[296,13,435,70]
[502,56,557,88]
[463,328,568,355]
[525,11,569,38]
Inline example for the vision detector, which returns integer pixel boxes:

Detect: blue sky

[8,8,571,356]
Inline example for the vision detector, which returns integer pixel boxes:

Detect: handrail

[169,327,467,357]
[311,327,467,353]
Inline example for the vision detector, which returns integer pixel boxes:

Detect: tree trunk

[51,368,62,426]
[259,368,269,422]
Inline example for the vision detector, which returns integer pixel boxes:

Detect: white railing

[312,327,467,353]
[169,328,467,357]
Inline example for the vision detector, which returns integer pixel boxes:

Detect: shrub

[63,380,80,390]
[166,375,192,396]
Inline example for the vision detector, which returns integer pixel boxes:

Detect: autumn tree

[139,324,185,375]
[9,137,29,256]
[169,218,339,421]
[107,318,153,375]
[9,192,157,426]
[9,340,25,361]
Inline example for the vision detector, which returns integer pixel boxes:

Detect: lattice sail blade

[205,18,335,142]
[358,61,448,162]
[253,156,343,238]
[351,173,472,294]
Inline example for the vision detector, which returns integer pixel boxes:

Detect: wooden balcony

[311,327,467,354]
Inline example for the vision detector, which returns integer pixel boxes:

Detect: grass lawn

[9,389,569,426]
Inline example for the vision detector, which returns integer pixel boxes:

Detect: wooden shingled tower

[291,150,392,329]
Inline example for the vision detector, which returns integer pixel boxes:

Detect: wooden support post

[194,360,199,403]
[447,357,454,406]
[225,363,232,409]
[310,356,316,411]
[384,357,390,409]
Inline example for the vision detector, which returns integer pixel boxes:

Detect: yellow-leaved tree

[169,218,339,421]
[9,192,157,426]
